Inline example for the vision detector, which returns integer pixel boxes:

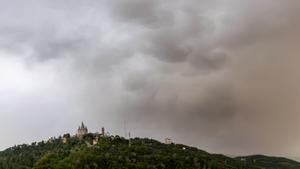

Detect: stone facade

[77,122,88,139]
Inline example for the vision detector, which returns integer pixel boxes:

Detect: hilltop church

[77,122,88,139]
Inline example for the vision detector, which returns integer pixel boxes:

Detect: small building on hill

[93,136,99,145]
[164,138,172,144]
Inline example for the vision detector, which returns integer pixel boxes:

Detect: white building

[165,138,172,144]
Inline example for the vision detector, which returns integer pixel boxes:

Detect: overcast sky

[0,0,300,159]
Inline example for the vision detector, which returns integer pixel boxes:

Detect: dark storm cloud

[0,0,300,159]
[108,0,166,25]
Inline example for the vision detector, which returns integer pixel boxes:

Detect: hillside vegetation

[0,133,298,169]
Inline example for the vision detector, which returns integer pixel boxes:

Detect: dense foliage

[235,155,300,169]
[0,133,298,169]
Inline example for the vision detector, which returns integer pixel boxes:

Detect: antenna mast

[124,120,128,138]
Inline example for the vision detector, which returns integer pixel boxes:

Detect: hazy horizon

[0,0,300,160]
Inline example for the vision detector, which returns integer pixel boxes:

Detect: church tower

[77,122,88,139]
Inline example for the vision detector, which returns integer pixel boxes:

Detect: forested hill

[0,133,298,169]
[235,155,300,169]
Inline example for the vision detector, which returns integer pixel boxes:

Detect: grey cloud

[107,0,174,27]
[188,50,229,71]
[0,0,300,159]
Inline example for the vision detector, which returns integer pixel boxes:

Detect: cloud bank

[0,0,300,158]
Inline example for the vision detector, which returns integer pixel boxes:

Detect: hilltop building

[77,122,88,139]
[62,137,67,144]
[100,126,108,136]
[48,137,55,143]
[98,126,110,137]
[62,133,70,144]
[165,138,172,144]
[93,136,99,145]
[101,127,105,136]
